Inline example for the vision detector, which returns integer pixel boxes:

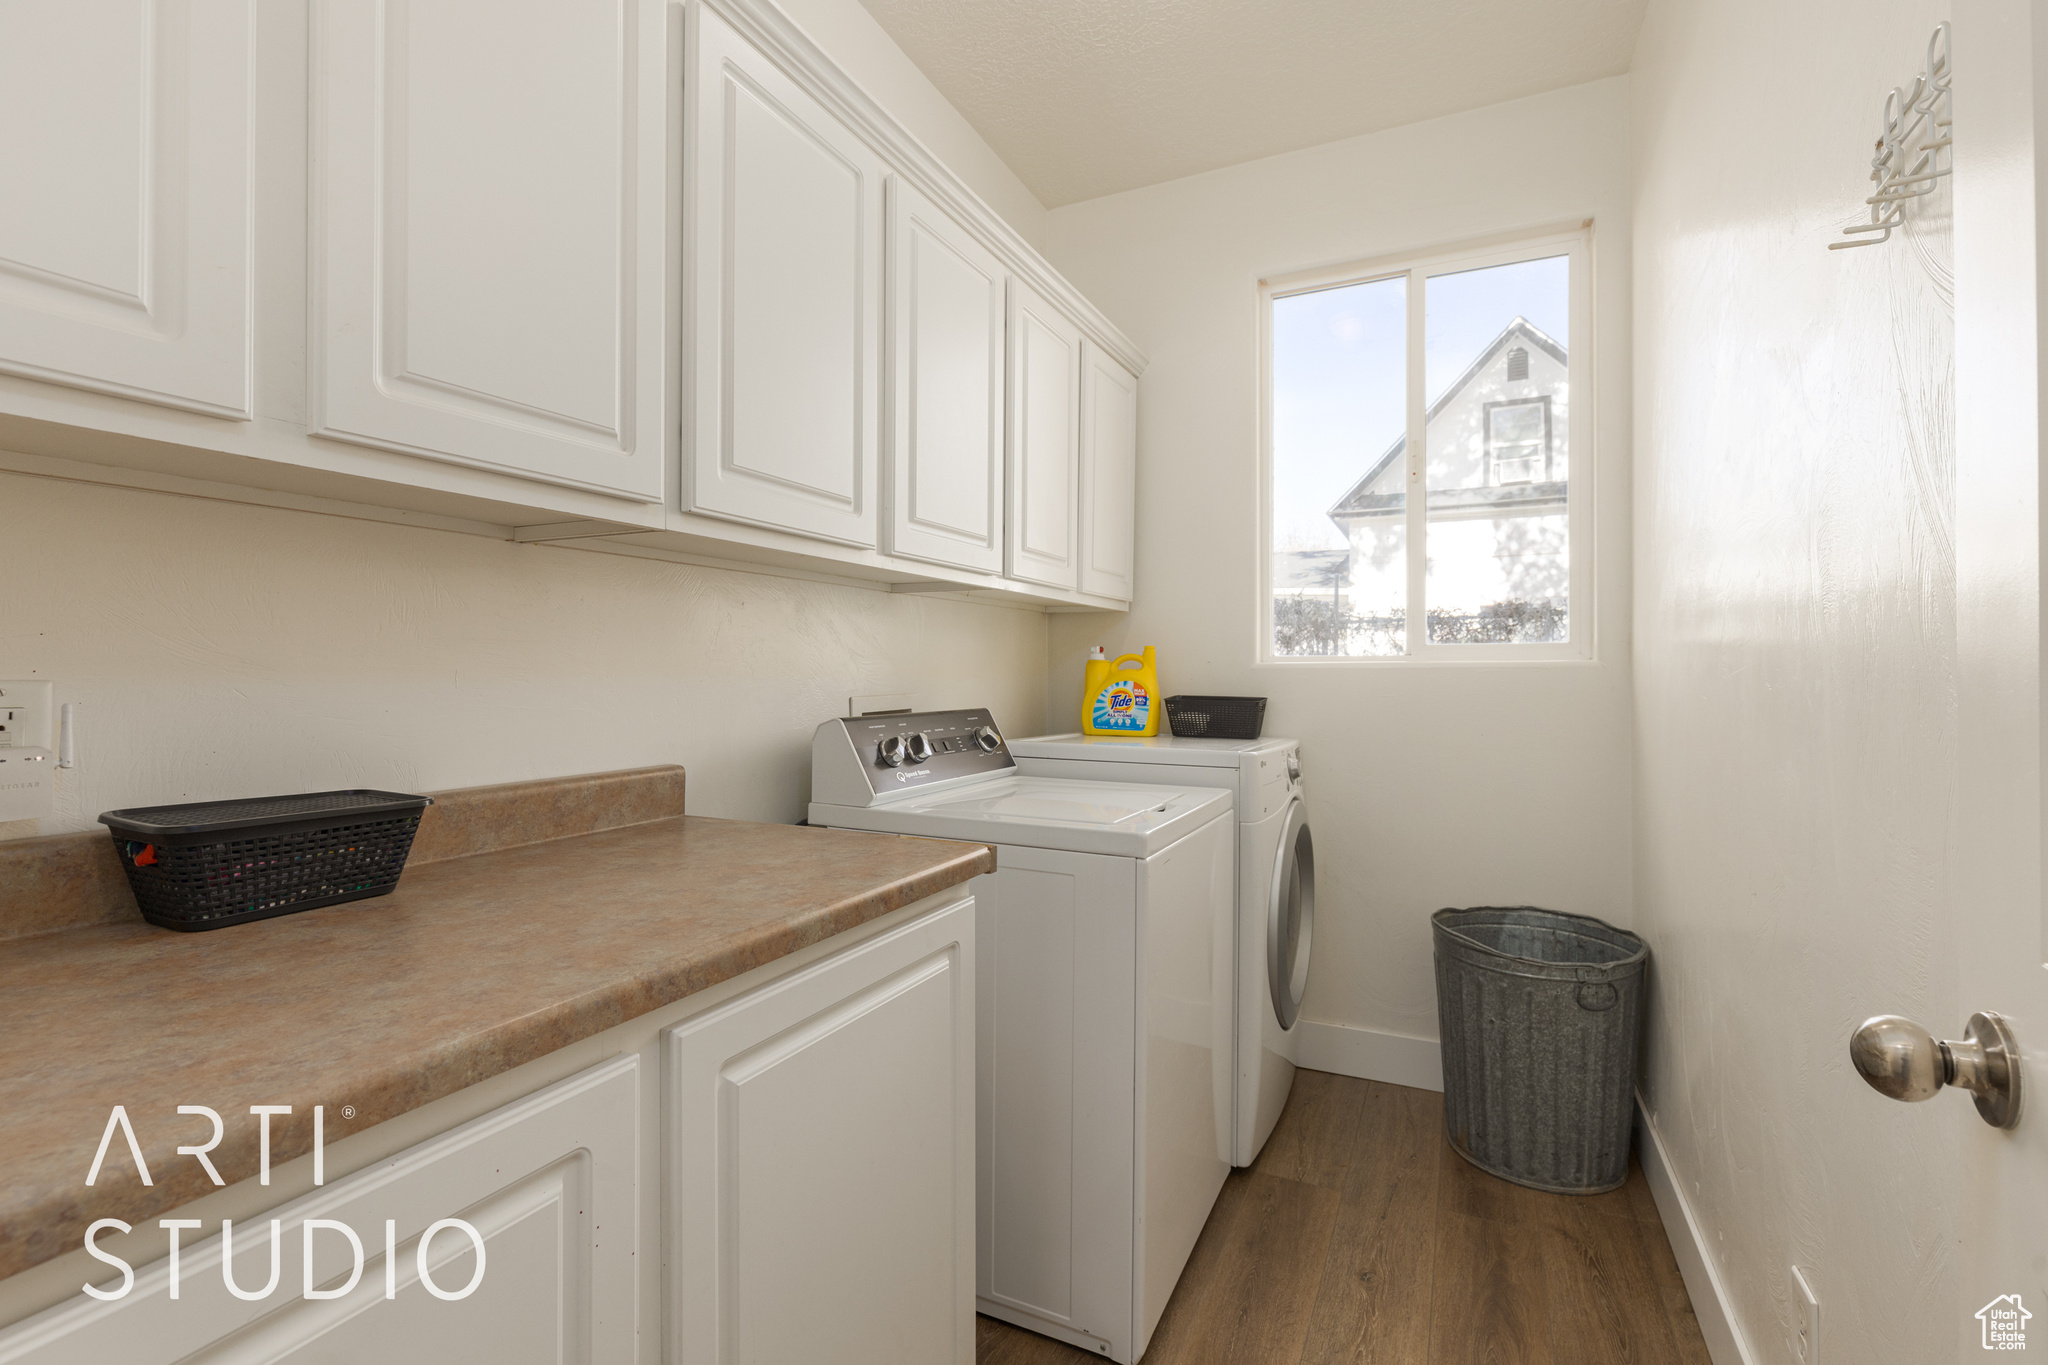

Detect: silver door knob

[1850,1011,2022,1129]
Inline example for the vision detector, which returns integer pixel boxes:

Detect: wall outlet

[0,682,57,823]
[0,680,53,750]
[1792,1265,1821,1364]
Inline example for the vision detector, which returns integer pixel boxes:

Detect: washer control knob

[905,732,935,763]
[1287,752,1301,781]
[877,735,907,768]
[975,725,1002,752]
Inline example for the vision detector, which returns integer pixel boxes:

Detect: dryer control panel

[812,709,1015,806]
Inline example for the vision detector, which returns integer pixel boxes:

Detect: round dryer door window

[1268,801,1314,1030]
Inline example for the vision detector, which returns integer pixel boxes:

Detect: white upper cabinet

[309,0,667,502]
[1006,280,1082,591]
[1079,341,1138,601]
[883,178,1006,574]
[685,6,885,549]
[0,0,253,418]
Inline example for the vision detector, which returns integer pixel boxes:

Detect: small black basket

[99,790,433,932]
[1164,695,1267,740]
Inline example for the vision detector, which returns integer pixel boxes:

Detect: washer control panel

[817,709,1014,803]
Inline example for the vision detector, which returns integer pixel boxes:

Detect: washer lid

[812,776,1233,857]
[1008,732,1297,768]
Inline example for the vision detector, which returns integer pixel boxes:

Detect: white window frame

[1258,224,1594,665]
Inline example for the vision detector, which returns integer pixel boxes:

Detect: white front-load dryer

[1008,733,1313,1165]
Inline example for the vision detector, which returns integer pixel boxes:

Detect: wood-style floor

[977,1070,1713,1365]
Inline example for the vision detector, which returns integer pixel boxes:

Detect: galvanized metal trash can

[1432,906,1648,1194]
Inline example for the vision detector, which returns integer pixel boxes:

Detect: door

[884,177,1006,573]
[0,1057,641,1362]
[665,897,974,1365]
[310,0,667,501]
[1079,340,1138,601]
[685,5,885,547]
[1006,280,1082,590]
[1953,1,2048,1344]
[0,0,253,419]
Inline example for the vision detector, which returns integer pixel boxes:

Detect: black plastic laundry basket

[100,790,432,931]
[1164,695,1266,740]
[1432,906,1648,1193]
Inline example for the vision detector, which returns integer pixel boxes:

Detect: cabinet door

[0,1056,640,1363]
[310,0,667,502]
[883,178,1005,573]
[685,7,884,548]
[1005,281,1082,590]
[667,897,974,1365]
[1078,341,1138,601]
[0,1,253,418]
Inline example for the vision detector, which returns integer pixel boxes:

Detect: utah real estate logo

[1978,1294,2031,1351]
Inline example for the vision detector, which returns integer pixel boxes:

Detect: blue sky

[1271,255,1568,549]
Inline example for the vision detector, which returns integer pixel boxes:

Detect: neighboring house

[1273,548,1351,604]
[1324,317,1569,630]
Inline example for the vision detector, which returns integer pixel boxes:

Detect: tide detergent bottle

[1082,645,1161,736]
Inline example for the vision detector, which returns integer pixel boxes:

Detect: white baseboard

[1292,1019,1444,1091]
[1634,1097,1759,1365]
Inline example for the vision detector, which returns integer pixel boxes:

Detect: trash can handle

[1576,981,1620,1011]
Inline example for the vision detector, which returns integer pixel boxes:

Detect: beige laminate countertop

[0,810,992,1281]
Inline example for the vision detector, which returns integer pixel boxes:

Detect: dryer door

[1267,799,1314,1029]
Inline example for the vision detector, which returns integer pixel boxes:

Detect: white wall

[1631,0,1957,1360]
[1,472,1048,835]
[1040,79,1635,1053]
[0,0,1054,842]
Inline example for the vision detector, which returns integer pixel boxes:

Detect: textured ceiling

[855,0,1647,206]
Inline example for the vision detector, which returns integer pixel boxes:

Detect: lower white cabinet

[0,1057,641,1364]
[0,892,980,1364]
[666,896,976,1365]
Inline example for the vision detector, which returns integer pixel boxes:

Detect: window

[1262,229,1589,660]
[1486,398,1549,484]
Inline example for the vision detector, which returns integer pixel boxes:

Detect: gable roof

[1325,316,1566,520]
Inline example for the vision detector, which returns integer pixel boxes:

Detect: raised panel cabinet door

[1079,341,1138,602]
[310,0,666,502]
[686,6,884,548]
[883,177,1006,573]
[0,1056,641,1364]
[666,898,975,1365]
[1005,281,1081,590]
[0,0,253,418]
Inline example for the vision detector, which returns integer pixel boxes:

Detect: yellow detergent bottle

[1082,645,1161,736]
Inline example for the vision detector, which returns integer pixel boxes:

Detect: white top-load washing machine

[1007,732,1313,1167]
[810,710,1235,1364]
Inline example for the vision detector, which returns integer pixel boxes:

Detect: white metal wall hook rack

[1830,22,1952,250]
